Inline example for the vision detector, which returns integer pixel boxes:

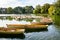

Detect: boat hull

[7,24,48,29]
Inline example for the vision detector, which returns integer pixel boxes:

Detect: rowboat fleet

[0,22,52,34]
[0,17,53,35]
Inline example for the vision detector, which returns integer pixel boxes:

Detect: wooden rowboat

[31,22,52,25]
[25,25,48,29]
[0,27,25,38]
[6,24,25,29]
[6,24,48,29]
[0,28,25,34]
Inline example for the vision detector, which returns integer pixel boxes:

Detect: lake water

[0,14,60,40]
[0,25,60,40]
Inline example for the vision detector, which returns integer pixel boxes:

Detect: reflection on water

[0,33,25,39]
[25,28,48,33]
[0,17,41,27]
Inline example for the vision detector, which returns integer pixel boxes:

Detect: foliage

[54,14,60,26]
[33,9,38,14]
[7,7,13,14]
[54,0,60,7]
[51,0,60,26]
[0,0,59,15]
[13,6,25,14]
[35,5,41,13]
[33,5,41,14]
[24,6,34,14]
[41,3,50,13]
[48,5,55,16]
[6,16,13,20]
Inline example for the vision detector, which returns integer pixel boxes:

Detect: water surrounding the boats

[0,25,60,40]
[0,14,60,40]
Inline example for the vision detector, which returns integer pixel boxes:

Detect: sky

[0,0,55,8]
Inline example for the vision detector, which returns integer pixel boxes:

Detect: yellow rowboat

[0,28,25,34]
[31,22,52,25]
[6,24,48,29]
[0,27,25,38]
[25,25,48,29]
[6,24,25,29]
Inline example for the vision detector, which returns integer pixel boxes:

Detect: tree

[24,6,34,14]
[7,7,13,14]
[33,5,41,14]
[13,6,24,14]
[0,8,2,14]
[0,8,7,14]
[54,0,60,15]
[48,5,55,15]
[41,3,50,13]
[36,5,41,13]
[52,0,60,25]
[33,9,38,14]
[54,0,60,7]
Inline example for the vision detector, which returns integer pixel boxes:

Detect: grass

[54,15,60,26]
[50,13,60,26]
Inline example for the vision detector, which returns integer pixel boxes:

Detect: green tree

[41,3,50,14]
[33,5,41,14]
[36,5,41,13]
[7,7,13,14]
[24,6,34,14]
[54,0,60,7]
[52,0,60,25]
[13,6,24,14]
[0,8,7,14]
[48,5,55,15]
[33,9,38,14]
[0,8,2,14]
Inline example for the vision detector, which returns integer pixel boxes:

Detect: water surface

[0,25,60,40]
[0,14,60,40]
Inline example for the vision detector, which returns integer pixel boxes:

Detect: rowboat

[6,24,48,29]
[6,24,25,29]
[0,27,25,38]
[31,22,52,25]
[0,28,25,34]
[25,25,48,29]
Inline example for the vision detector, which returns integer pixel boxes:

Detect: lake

[0,14,60,40]
[0,25,60,40]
